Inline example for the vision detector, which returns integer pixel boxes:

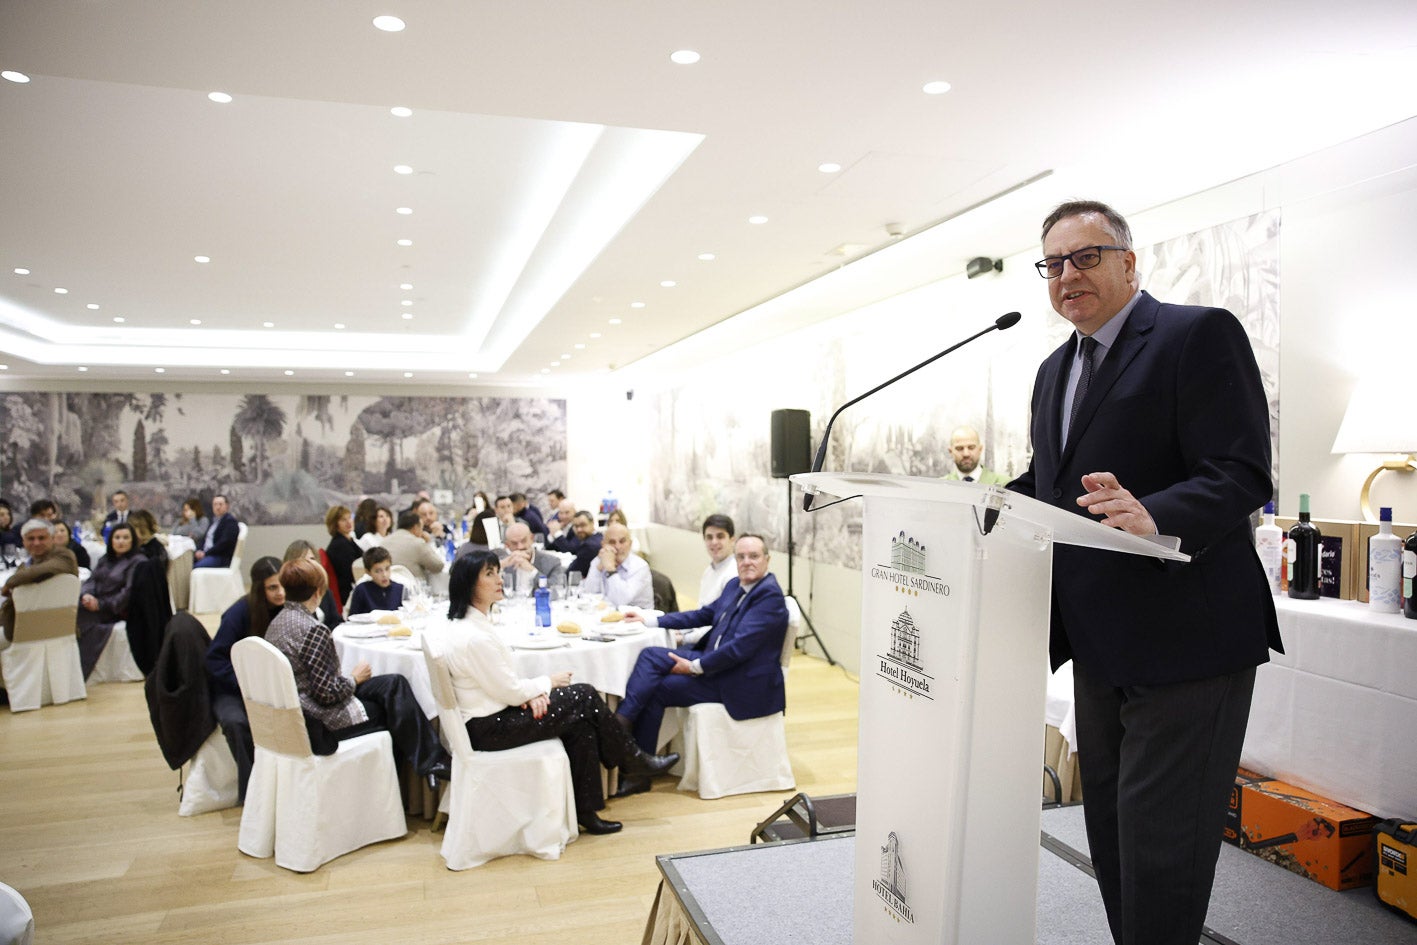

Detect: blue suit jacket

[202,513,239,561]
[659,572,789,720]
[1009,293,1281,686]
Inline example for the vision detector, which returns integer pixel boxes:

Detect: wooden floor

[0,647,860,945]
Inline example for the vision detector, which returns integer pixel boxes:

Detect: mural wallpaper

[649,211,1282,570]
[0,393,566,528]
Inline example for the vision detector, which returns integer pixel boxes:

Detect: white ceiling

[2,1,1415,389]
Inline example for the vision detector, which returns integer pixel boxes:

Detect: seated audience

[29,499,59,522]
[437,553,678,833]
[283,540,344,630]
[543,489,566,525]
[356,505,395,551]
[346,547,406,616]
[1,519,81,644]
[416,498,449,545]
[128,509,169,564]
[466,492,495,546]
[194,494,238,568]
[352,498,379,538]
[102,491,130,527]
[614,535,789,793]
[511,493,547,538]
[491,522,565,590]
[673,513,738,647]
[0,499,19,549]
[204,556,284,802]
[582,522,652,609]
[549,510,602,577]
[53,520,90,570]
[382,510,447,584]
[124,509,174,673]
[545,498,575,541]
[77,523,143,677]
[265,557,449,788]
[324,505,362,606]
[171,498,209,542]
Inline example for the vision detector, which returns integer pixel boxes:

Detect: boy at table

[346,547,406,617]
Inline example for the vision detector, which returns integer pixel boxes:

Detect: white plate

[346,613,377,624]
[599,622,646,636]
[511,637,569,650]
[340,625,389,639]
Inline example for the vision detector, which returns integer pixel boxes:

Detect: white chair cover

[0,882,35,945]
[2,574,86,712]
[422,629,577,870]
[188,523,248,614]
[388,564,418,589]
[88,620,145,683]
[661,617,797,799]
[179,729,241,816]
[231,637,405,872]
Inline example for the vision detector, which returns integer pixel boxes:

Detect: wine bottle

[1286,494,1321,600]
[1255,502,1283,594]
[1367,507,1402,613]
[1403,527,1417,620]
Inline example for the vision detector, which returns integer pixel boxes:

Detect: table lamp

[1330,379,1417,522]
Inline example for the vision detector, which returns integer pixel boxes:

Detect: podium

[791,473,1189,945]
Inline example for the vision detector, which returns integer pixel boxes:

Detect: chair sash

[14,606,77,643]
[243,700,314,757]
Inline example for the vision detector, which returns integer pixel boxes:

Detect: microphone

[802,311,1022,511]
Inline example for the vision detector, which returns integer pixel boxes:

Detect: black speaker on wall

[771,409,812,479]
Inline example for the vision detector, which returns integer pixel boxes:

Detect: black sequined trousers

[465,682,638,820]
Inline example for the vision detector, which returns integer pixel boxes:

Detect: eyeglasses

[1034,245,1127,279]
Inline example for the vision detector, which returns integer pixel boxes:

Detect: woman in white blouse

[440,551,679,834]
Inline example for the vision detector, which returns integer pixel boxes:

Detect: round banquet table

[331,602,672,719]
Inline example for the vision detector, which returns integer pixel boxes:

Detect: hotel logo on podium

[871,529,951,598]
[872,831,915,924]
[876,608,935,700]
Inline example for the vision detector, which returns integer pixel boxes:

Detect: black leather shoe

[578,814,623,835]
[425,760,452,791]
[621,749,680,779]
[611,776,651,798]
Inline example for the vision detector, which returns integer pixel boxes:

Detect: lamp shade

[1330,379,1417,454]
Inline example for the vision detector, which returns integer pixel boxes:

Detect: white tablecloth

[332,604,671,719]
[1241,595,1417,819]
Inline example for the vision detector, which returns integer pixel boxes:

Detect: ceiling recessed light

[13,267,30,275]
[574,343,586,350]
[396,238,413,246]
[220,369,231,375]
[467,372,478,379]
[394,164,413,175]
[630,301,646,308]
[399,282,413,290]
[372,15,405,32]
[589,332,602,339]
[263,321,275,328]
[0,365,8,371]
[194,255,210,263]
[113,316,125,323]
[540,368,551,375]
[403,371,414,378]
[401,300,413,306]
[608,318,622,325]
[697,253,716,261]
[670,50,700,65]
[207,91,232,104]
[560,353,571,359]
[77,366,88,372]
[401,312,414,320]
[54,287,68,294]
[2,71,31,84]
[748,215,768,225]
[396,207,412,215]
[922,80,952,95]
[390,106,413,117]
[660,280,677,288]
[154,368,166,374]
[344,371,355,377]
[86,303,100,310]
[550,361,560,367]
[334,323,346,329]
[189,319,202,325]
[818,162,842,173]
[283,370,294,376]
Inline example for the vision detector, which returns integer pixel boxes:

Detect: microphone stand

[783,478,835,665]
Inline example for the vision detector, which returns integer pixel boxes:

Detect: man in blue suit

[194,494,239,568]
[1009,200,1282,945]
[614,534,789,795]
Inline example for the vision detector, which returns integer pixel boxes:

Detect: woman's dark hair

[447,551,501,620]
[353,498,378,533]
[182,497,204,519]
[106,523,137,557]
[244,556,284,639]
[128,508,159,541]
[279,557,326,604]
[375,505,394,535]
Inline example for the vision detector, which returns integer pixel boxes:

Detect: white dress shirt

[582,552,653,609]
[439,609,551,722]
[680,556,738,646]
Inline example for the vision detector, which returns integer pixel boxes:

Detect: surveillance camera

[626,389,635,401]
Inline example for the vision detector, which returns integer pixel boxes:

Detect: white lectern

[791,473,1189,945]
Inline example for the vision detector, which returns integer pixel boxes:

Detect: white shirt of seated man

[680,520,737,646]
[582,522,652,610]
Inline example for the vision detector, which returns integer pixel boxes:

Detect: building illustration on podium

[890,530,927,574]
[887,608,922,669]
[872,831,914,923]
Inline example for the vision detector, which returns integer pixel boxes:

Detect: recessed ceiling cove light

[818,162,842,173]
[397,239,412,246]
[194,255,210,263]
[697,253,716,261]
[608,318,622,325]
[401,312,413,319]
[589,332,602,339]
[345,371,355,377]
[113,317,125,323]
[220,369,231,375]
[660,280,676,288]
[560,353,571,359]
[284,370,294,376]
[263,321,275,328]
[467,373,478,379]
[670,50,700,65]
[154,368,166,374]
[208,91,233,104]
[13,267,30,275]
[78,366,88,372]
[550,361,560,367]
[574,343,585,350]
[403,371,414,378]
[86,303,99,310]
[396,207,412,215]
[2,71,31,84]
[0,365,8,370]
[630,301,645,308]
[334,323,346,329]
[189,319,202,325]
[401,300,413,306]
[399,283,413,290]
[540,368,550,374]
[390,106,413,117]
[748,215,768,225]
[394,164,413,175]
[54,287,68,294]
[372,15,405,32]
[922,80,952,95]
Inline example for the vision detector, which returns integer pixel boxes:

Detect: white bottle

[1368,506,1403,613]
[1255,501,1284,594]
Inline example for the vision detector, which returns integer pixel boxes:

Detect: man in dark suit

[1008,200,1281,945]
[548,510,602,577]
[511,492,547,538]
[613,534,789,794]
[102,490,130,528]
[194,494,239,568]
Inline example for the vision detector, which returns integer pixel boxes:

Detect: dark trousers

[466,683,638,821]
[616,645,725,754]
[318,674,446,776]
[211,690,255,804]
[194,555,231,569]
[1072,660,1256,945]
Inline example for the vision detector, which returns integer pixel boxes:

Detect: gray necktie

[1068,336,1098,444]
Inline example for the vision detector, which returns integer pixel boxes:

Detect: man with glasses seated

[548,510,602,577]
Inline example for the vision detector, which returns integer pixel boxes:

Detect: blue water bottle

[534,576,551,628]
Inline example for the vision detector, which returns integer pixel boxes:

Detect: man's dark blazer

[550,531,602,577]
[1008,292,1281,687]
[519,504,548,538]
[657,572,790,720]
[201,513,239,562]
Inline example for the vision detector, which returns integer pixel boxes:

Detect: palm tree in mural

[234,394,287,483]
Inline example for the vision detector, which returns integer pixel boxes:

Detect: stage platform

[648,805,1412,945]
